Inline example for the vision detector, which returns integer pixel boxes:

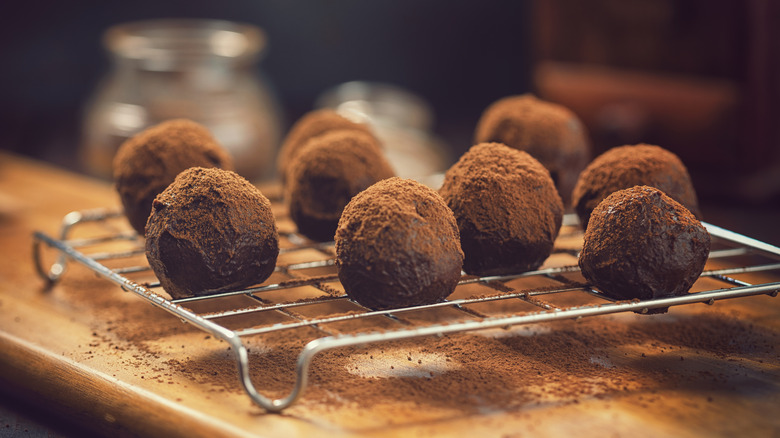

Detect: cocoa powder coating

[145,167,279,299]
[474,94,591,203]
[439,143,564,276]
[286,130,395,242]
[579,186,710,302]
[276,109,376,185]
[335,177,464,310]
[572,143,701,230]
[113,119,233,236]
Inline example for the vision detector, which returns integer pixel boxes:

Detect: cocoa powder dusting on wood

[59,260,779,417]
[162,312,779,415]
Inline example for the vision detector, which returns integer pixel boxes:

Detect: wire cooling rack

[32,206,780,412]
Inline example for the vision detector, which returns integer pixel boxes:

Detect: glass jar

[81,19,282,181]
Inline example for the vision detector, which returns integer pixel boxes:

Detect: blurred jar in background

[316,81,451,182]
[81,19,282,181]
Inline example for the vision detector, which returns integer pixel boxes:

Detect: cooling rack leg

[227,336,310,413]
[32,209,124,285]
[32,233,67,284]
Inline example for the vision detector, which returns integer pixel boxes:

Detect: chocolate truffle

[335,177,464,310]
[474,94,590,203]
[439,143,564,276]
[571,144,701,230]
[276,109,376,185]
[145,167,279,299]
[113,119,233,236]
[286,130,395,241]
[579,186,710,304]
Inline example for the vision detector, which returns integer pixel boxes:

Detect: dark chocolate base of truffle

[458,226,553,277]
[152,227,279,298]
[288,206,339,242]
[287,172,354,242]
[580,229,708,302]
[121,190,160,237]
[338,254,462,311]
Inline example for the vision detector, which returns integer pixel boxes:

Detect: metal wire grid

[33,208,780,412]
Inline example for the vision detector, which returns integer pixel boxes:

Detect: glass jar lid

[103,19,266,71]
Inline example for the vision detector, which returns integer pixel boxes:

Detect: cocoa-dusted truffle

[579,186,710,305]
[113,119,233,236]
[277,109,376,184]
[145,167,279,299]
[571,144,701,230]
[335,177,464,310]
[474,94,590,203]
[439,143,563,276]
[286,130,395,241]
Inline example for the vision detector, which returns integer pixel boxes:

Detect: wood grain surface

[1,151,779,437]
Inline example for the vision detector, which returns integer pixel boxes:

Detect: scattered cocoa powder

[157,312,779,414]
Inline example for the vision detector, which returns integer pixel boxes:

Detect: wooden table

[1,151,779,437]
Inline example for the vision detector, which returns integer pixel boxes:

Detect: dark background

[0,0,779,232]
[0,0,533,172]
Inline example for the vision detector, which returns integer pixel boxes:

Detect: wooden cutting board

[1,151,779,437]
